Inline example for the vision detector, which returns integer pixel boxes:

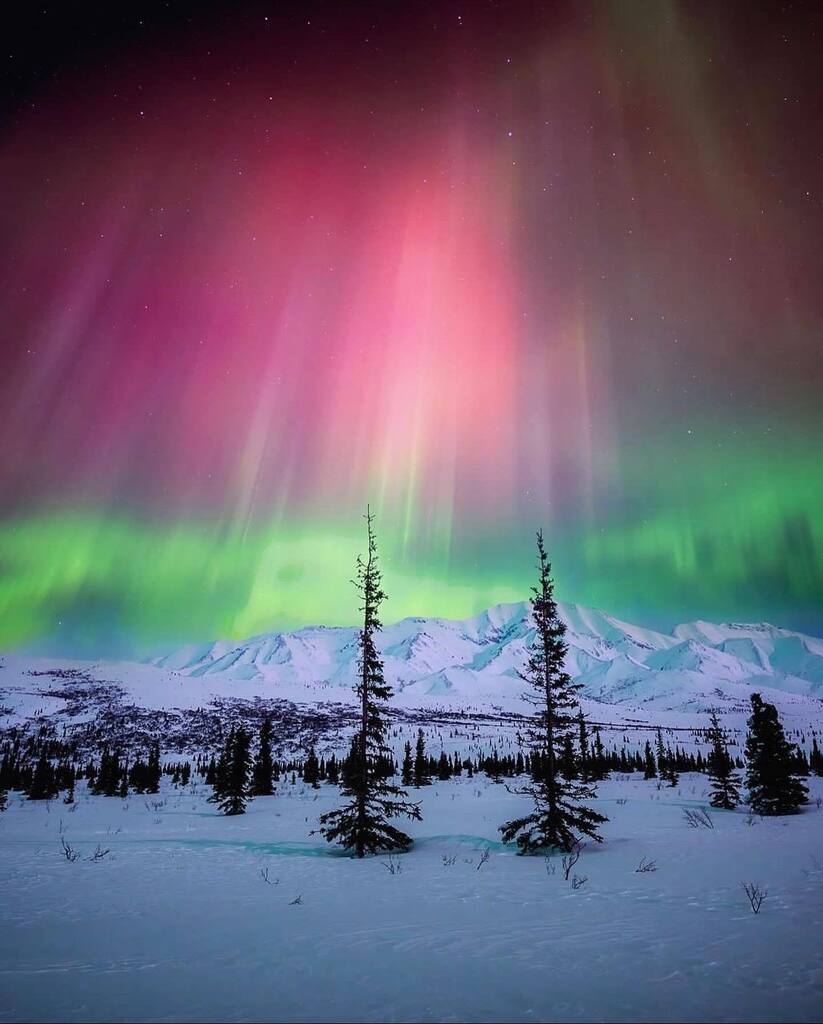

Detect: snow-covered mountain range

[2,601,822,744]
[150,601,823,714]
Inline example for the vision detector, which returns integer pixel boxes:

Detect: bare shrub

[260,867,279,885]
[442,854,457,867]
[571,874,588,890]
[682,807,714,829]
[476,847,491,871]
[88,844,110,862]
[635,857,657,873]
[741,881,767,914]
[562,840,584,880]
[60,837,79,862]
[382,854,403,875]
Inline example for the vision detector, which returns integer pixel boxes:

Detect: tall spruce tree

[303,746,320,788]
[413,729,431,787]
[643,740,657,779]
[146,741,162,794]
[251,715,275,796]
[318,508,421,856]
[577,712,590,782]
[210,726,252,815]
[656,728,678,787]
[811,736,823,777]
[591,728,609,781]
[27,751,58,800]
[499,531,607,853]
[705,712,740,809]
[745,693,808,815]
[401,741,414,787]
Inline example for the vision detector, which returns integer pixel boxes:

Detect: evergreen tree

[401,741,414,787]
[577,712,590,782]
[499,531,607,853]
[318,509,421,856]
[210,726,252,815]
[591,728,609,781]
[211,728,232,803]
[559,735,577,779]
[146,741,162,794]
[810,736,823,777]
[656,729,678,787]
[705,712,741,810]
[303,746,320,788]
[413,728,430,787]
[340,735,360,790]
[745,693,808,815]
[643,741,657,779]
[251,715,275,796]
[92,747,122,797]
[27,751,58,800]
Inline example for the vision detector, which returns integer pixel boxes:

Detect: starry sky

[1,1,821,654]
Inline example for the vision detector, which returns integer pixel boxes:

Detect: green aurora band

[2,434,819,653]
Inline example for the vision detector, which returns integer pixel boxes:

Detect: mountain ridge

[149,600,823,712]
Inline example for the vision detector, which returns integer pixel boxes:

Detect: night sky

[1,1,821,653]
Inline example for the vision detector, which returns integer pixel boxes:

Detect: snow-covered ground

[2,601,823,1021]
[2,773,823,1023]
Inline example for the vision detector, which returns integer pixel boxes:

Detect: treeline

[1,694,818,821]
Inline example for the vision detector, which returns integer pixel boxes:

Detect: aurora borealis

[1,1,821,653]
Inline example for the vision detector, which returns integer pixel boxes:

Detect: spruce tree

[318,508,421,856]
[27,751,58,801]
[810,736,823,777]
[401,741,414,787]
[413,728,430,787]
[577,712,590,782]
[251,715,275,796]
[92,747,122,797]
[656,728,678,787]
[705,712,740,810]
[499,531,607,853]
[643,740,657,779]
[559,735,577,779]
[591,728,609,781]
[210,726,252,815]
[745,693,808,815]
[146,741,162,794]
[303,747,320,788]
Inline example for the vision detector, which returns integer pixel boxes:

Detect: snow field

[2,773,822,1023]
